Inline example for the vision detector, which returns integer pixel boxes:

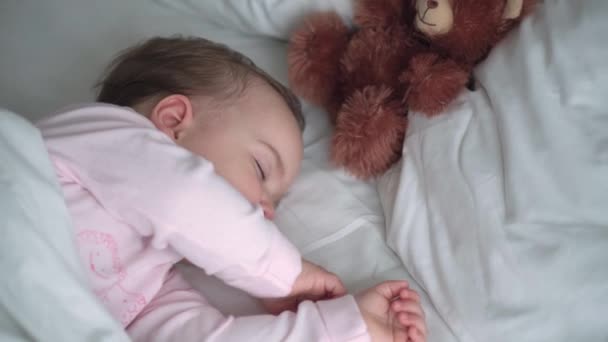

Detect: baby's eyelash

[255,159,266,180]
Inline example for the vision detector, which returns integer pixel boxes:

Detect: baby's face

[176,81,303,220]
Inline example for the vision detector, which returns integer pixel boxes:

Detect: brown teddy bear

[288,0,536,179]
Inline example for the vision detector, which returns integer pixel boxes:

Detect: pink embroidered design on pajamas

[77,230,147,326]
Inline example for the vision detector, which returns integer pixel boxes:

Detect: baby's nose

[261,201,275,220]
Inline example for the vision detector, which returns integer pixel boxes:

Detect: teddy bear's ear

[414,0,454,37]
[503,0,524,19]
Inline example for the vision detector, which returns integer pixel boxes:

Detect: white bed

[1,1,607,341]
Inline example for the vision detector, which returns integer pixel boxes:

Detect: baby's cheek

[233,172,265,205]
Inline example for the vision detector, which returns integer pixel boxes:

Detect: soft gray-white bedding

[1,1,607,341]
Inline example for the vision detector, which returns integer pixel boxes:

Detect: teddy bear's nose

[427,0,439,9]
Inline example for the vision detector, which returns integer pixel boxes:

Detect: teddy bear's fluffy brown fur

[288,0,536,179]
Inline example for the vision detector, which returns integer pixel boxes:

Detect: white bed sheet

[0,1,456,341]
[380,1,608,341]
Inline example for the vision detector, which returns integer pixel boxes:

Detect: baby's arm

[128,270,369,342]
[139,147,303,299]
[38,105,302,298]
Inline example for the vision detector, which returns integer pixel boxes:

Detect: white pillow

[0,0,305,122]
[380,1,608,341]
[160,0,354,39]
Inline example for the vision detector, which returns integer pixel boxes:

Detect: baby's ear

[150,94,194,140]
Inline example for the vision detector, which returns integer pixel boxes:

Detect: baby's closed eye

[254,158,266,180]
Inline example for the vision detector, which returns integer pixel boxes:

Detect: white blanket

[0,110,130,341]
[380,1,608,341]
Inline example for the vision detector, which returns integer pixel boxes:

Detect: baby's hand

[261,259,346,314]
[356,281,427,342]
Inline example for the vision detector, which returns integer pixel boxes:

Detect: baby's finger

[261,296,299,315]
[400,288,421,303]
[375,280,410,300]
[391,300,425,318]
[408,326,426,342]
[326,273,347,297]
[398,313,427,338]
[392,321,409,342]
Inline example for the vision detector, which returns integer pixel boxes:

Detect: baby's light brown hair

[96,36,304,129]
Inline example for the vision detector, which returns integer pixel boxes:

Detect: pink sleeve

[128,270,370,342]
[37,104,302,297]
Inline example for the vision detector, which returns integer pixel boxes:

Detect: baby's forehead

[243,75,305,132]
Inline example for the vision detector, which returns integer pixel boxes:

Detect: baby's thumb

[327,273,347,297]
[375,280,409,300]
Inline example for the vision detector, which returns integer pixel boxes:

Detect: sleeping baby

[37,36,427,341]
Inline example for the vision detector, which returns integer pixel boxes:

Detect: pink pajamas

[37,104,369,341]
[129,270,368,341]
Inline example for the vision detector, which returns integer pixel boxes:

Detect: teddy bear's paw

[288,12,349,107]
[401,53,469,116]
[340,27,420,96]
[331,85,407,179]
